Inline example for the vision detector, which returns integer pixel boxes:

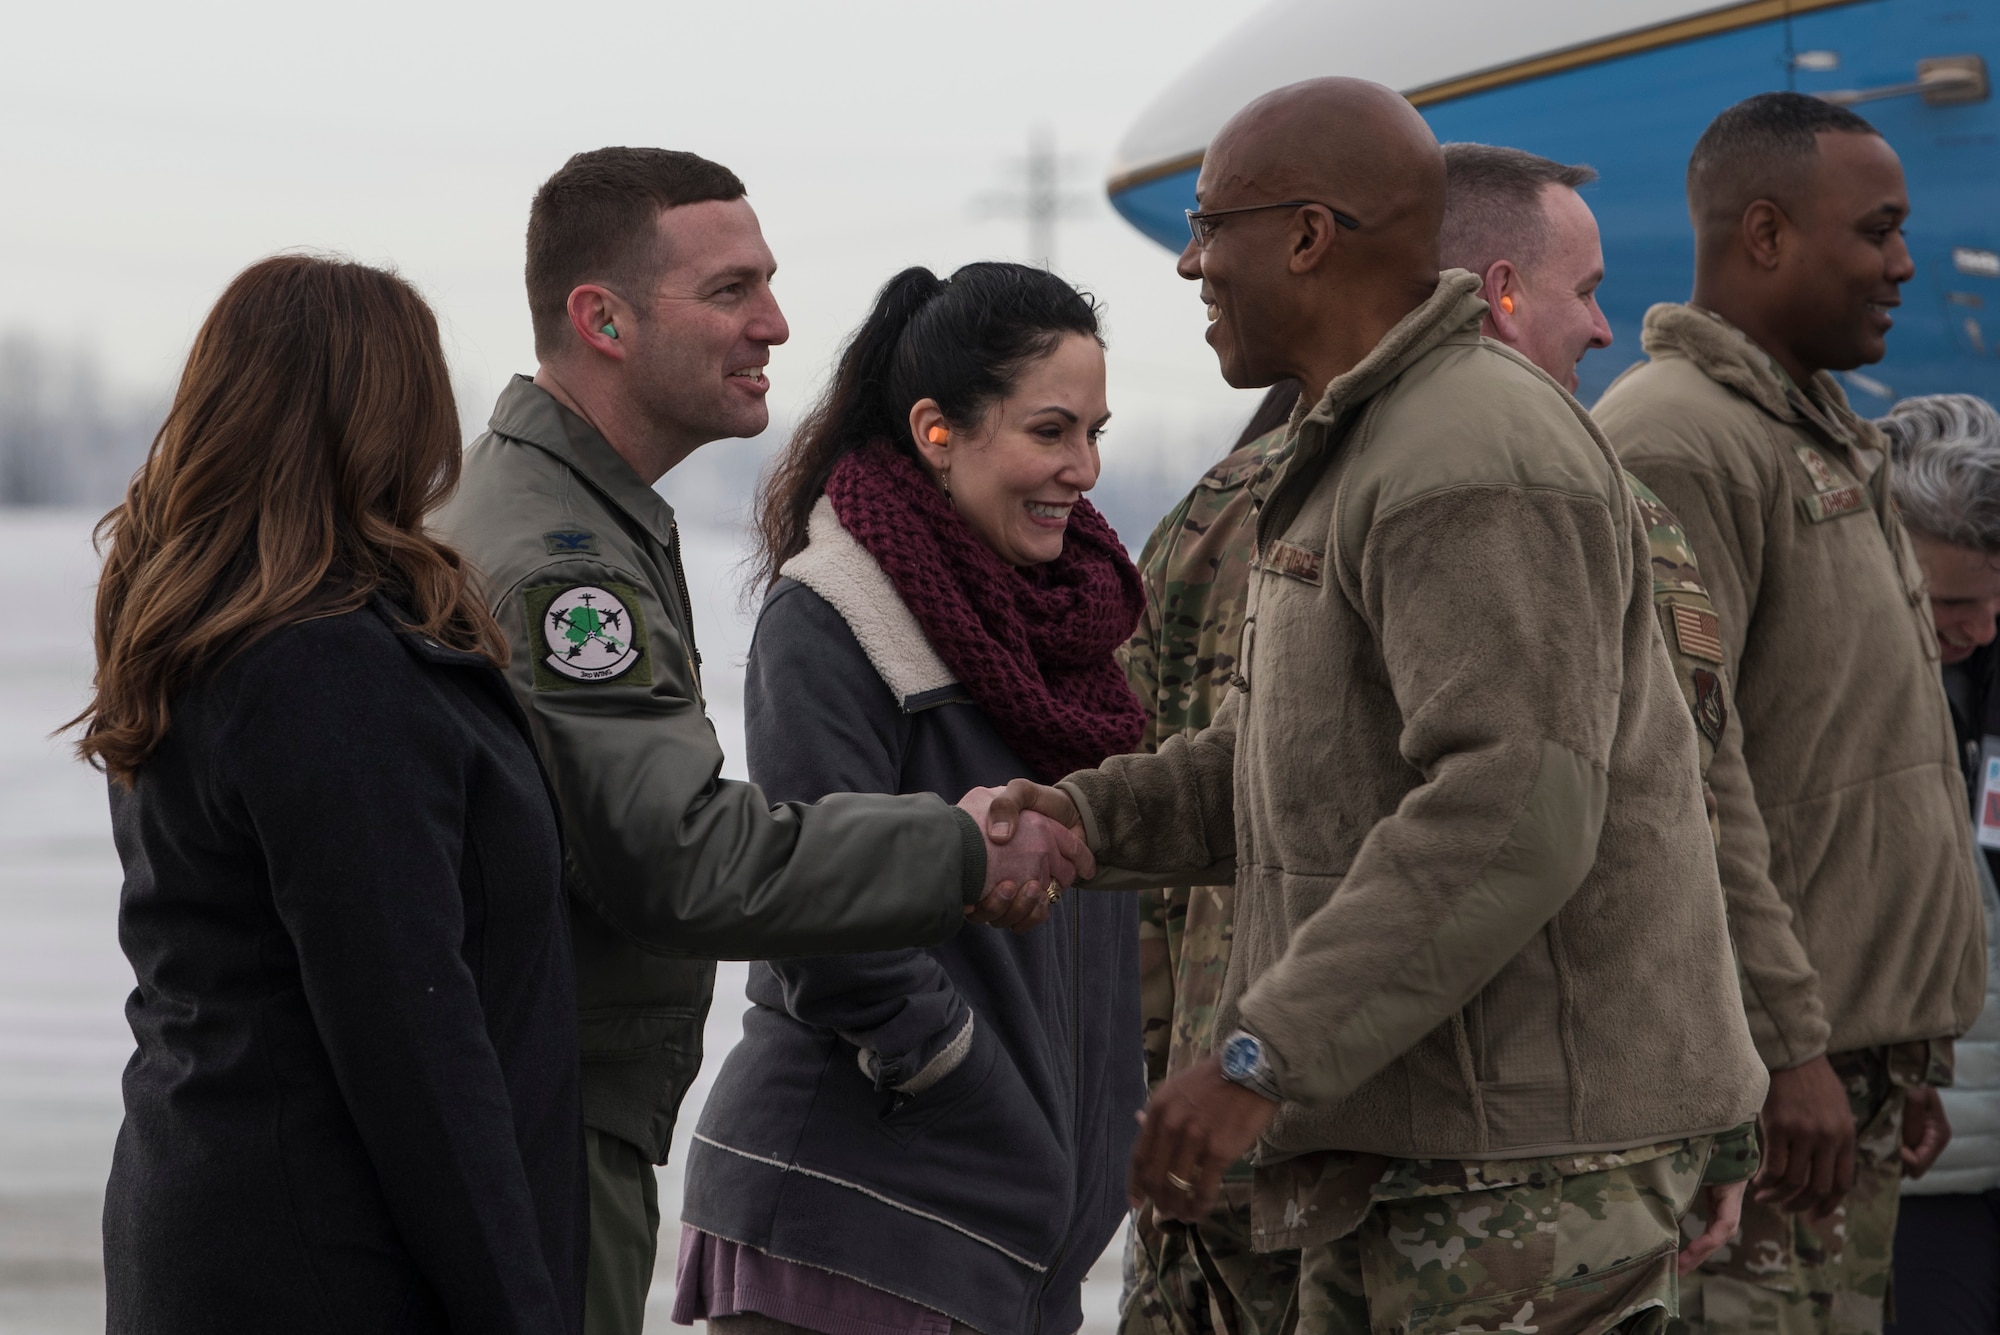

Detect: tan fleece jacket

[1064,274,1767,1161]
[1598,304,1985,1066]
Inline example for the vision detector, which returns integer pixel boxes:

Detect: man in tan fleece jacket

[985,77,1767,1332]
[1596,93,1984,1333]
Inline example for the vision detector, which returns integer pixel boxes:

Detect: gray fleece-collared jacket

[683,498,1141,1335]
[1062,273,1769,1164]
[1598,304,1985,1068]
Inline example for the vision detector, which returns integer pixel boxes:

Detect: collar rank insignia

[543,529,599,555]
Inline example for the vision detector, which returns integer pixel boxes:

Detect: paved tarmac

[0,509,1123,1334]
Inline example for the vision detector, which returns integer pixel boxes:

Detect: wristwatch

[1218,1029,1282,1102]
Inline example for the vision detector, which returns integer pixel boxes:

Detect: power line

[969,125,1096,270]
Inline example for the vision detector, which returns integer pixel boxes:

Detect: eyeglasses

[1184,200,1362,248]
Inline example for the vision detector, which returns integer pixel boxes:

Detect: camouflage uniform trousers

[1674,1048,1915,1335]
[1118,427,1300,1335]
[1296,1140,1712,1335]
[1123,881,1302,1335]
[1123,1160,1302,1335]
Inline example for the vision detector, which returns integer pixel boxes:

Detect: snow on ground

[0,509,1123,1334]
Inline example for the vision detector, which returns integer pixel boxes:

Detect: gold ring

[1045,884,1063,904]
[1165,1171,1195,1194]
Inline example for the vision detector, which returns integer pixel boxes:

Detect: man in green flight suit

[434,147,1088,1335]
[1116,139,1758,1335]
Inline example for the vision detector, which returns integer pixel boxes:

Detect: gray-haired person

[1880,393,2000,1334]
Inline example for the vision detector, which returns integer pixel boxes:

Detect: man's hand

[956,788,1094,934]
[980,778,1084,846]
[1128,1055,1278,1221]
[1678,1180,1746,1275]
[1754,1055,1855,1218]
[1900,1084,1951,1179]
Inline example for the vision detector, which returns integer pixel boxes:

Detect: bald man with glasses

[985,78,1767,1333]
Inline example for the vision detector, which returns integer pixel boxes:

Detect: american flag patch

[1671,605,1725,664]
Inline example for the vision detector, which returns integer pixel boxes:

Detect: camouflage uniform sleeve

[1624,475,1729,846]
[1122,500,1187,757]
[1618,461,1831,1069]
[1123,496,1195,1089]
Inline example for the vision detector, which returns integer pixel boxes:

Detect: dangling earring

[939,467,953,503]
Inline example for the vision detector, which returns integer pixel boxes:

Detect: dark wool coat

[103,594,585,1335]
[682,502,1141,1335]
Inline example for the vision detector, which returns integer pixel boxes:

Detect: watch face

[1222,1034,1260,1080]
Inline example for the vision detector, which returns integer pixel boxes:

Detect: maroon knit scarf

[823,442,1145,781]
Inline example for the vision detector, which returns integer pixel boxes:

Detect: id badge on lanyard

[1977,736,2000,850]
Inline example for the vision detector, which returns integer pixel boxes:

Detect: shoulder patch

[522,582,652,690]
[1669,604,1725,664]
[1263,539,1323,586]
[543,529,599,555]
[1692,667,1727,748]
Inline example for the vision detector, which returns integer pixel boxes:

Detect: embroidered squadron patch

[1692,668,1728,748]
[1264,540,1323,586]
[1670,605,1725,664]
[521,583,651,690]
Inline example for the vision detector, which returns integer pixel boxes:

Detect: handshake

[954,779,1089,933]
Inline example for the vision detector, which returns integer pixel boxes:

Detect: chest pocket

[1792,443,1872,524]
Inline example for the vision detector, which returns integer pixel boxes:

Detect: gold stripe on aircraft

[1106,0,1865,196]
[1407,0,1863,104]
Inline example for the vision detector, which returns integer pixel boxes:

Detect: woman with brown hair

[73,254,583,1333]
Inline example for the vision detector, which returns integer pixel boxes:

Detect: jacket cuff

[1702,1120,1762,1185]
[950,806,987,905]
[1057,779,1106,857]
[856,1011,976,1095]
[1739,984,1831,1072]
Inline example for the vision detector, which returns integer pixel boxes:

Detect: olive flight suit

[435,377,990,1335]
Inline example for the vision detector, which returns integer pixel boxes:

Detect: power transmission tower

[970,126,1095,270]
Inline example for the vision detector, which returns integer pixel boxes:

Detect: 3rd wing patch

[522,583,652,690]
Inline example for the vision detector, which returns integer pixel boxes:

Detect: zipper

[665,519,703,683]
[1032,892,1086,1335]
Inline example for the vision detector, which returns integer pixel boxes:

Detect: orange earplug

[1499,295,1516,314]
[927,426,949,445]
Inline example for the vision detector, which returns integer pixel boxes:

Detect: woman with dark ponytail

[673,263,1145,1335]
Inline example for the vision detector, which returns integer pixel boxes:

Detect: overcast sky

[4,0,1273,467]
